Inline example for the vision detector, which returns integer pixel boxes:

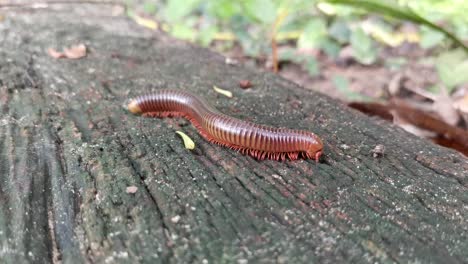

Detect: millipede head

[127,99,142,114]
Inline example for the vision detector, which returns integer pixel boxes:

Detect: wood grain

[0,5,466,263]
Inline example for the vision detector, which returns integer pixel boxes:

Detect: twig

[270,8,289,73]
[271,37,278,73]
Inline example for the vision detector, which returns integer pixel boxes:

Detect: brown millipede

[127,89,323,161]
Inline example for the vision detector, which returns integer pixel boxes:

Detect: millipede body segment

[128,89,323,161]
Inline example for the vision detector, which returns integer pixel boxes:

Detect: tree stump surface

[0,5,467,264]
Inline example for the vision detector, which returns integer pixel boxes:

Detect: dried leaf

[47,48,66,59]
[396,82,460,125]
[213,85,233,98]
[351,100,468,155]
[175,131,195,150]
[387,73,404,95]
[435,49,468,91]
[454,93,468,138]
[239,80,253,89]
[432,94,460,126]
[133,14,158,30]
[391,110,436,138]
[63,44,87,59]
[454,94,468,114]
[126,186,138,194]
[48,44,87,59]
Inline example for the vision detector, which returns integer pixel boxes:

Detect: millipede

[127,89,323,161]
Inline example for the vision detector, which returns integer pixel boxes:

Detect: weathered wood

[0,5,467,264]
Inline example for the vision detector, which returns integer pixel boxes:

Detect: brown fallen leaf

[239,80,253,89]
[391,109,437,138]
[47,48,66,59]
[431,94,460,126]
[454,93,468,124]
[47,44,87,59]
[63,44,87,59]
[398,83,460,126]
[349,100,468,156]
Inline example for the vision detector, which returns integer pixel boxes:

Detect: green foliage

[328,19,351,44]
[164,0,200,22]
[325,0,468,52]
[333,75,370,101]
[305,57,320,76]
[297,19,327,50]
[206,0,240,19]
[435,49,468,92]
[332,75,349,92]
[350,27,377,65]
[135,0,467,55]
[143,1,157,14]
[278,48,320,77]
[420,26,445,49]
[243,0,277,24]
[129,0,468,98]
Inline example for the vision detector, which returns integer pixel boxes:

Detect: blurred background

[125,0,468,155]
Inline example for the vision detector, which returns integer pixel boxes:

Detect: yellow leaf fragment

[455,94,468,114]
[213,31,236,41]
[161,23,170,32]
[317,3,336,15]
[213,85,233,98]
[133,14,158,30]
[175,131,195,150]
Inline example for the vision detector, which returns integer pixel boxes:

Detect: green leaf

[436,49,468,91]
[333,75,349,92]
[333,75,370,101]
[164,0,200,22]
[420,26,445,49]
[143,1,157,14]
[328,19,350,44]
[278,48,299,62]
[170,23,196,41]
[244,0,277,24]
[236,32,262,56]
[198,25,218,47]
[350,27,377,65]
[206,0,241,19]
[305,57,320,76]
[323,0,468,52]
[297,19,327,50]
[321,38,341,58]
